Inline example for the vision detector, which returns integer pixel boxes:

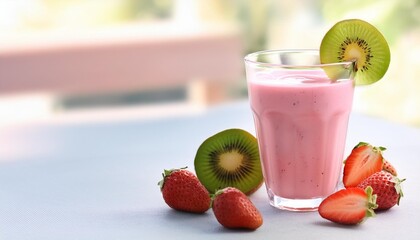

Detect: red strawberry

[343,142,385,188]
[212,187,263,230]
[318,187,377,225]
[382,159,398,176]
[357,171,405,210]
[158,168,211,213]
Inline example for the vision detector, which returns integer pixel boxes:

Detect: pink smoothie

[249,70,354,199]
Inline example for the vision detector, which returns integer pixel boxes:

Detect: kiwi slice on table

[320,19,391,85]
[194,129,263,195]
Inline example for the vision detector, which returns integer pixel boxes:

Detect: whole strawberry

[382,159,398,176]
[158,168,211,213]
[212,187,263,230]
[357,171,405,210]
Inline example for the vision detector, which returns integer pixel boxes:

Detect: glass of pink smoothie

[244,50,355,211]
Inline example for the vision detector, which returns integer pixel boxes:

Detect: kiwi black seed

[320,19,390,85]
[194,128,263,195]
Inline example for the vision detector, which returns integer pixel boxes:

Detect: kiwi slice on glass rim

[320,19,391,85]
[194,129,263,195]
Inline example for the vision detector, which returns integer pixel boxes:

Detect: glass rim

[244,49,354,69]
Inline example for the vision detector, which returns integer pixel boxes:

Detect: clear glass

[244,50,355,211]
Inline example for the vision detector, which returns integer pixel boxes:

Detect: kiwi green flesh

[194,129,263,195]
[320,19,390,85]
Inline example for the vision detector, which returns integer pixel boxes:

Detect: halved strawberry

[343,142,385,188]
[318,187,377,225]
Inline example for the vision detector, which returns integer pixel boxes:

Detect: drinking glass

[244,50,354,211]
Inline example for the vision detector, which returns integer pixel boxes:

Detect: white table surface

[1,101,420,240]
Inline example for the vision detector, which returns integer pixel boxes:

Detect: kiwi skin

[320,19,391,85]
[194,128,263,195]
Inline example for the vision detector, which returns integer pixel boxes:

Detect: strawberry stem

[392,177,406,205]
[364,186,378,218]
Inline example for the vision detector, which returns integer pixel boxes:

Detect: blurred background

[0,0,419,127]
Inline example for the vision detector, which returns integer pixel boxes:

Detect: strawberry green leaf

[364,186,378,218]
